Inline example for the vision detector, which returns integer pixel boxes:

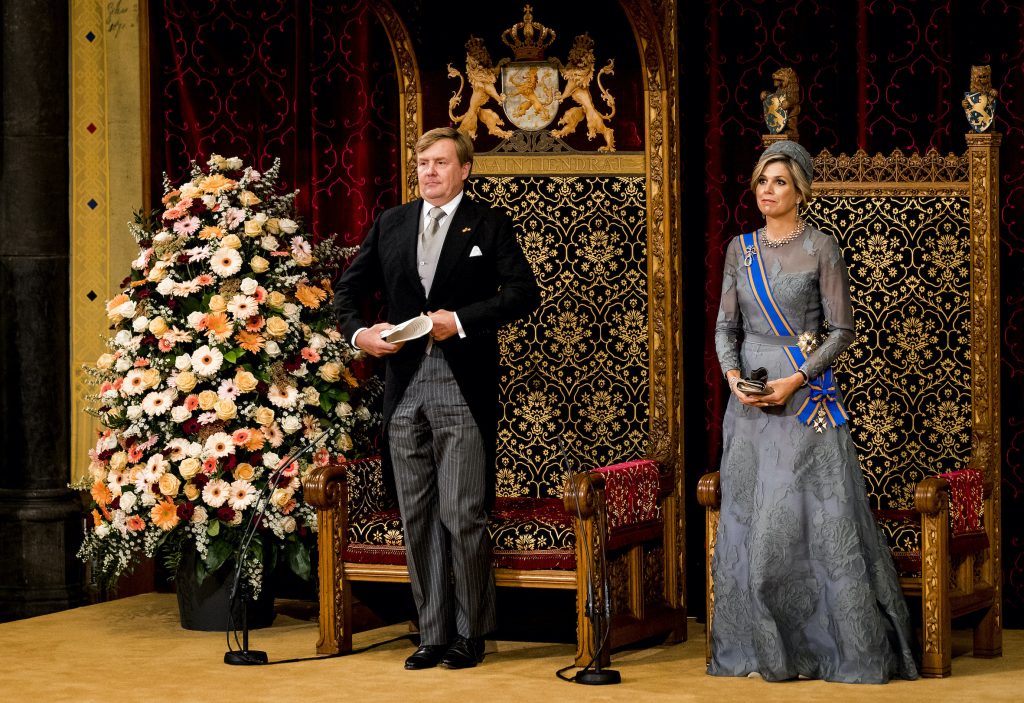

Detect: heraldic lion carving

[760,67,801,140]
[550,34,616,152]
[447,36,513,140]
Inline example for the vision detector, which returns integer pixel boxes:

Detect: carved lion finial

[760,67,801,141]
[963,65,998,133]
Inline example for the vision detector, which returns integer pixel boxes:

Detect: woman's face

[755,161,801,221]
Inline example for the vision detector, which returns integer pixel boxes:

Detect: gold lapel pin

[461,227,471,233]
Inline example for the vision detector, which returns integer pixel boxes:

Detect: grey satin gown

[709,227,919,683]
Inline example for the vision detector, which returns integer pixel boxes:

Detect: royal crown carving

[501,5,556,61]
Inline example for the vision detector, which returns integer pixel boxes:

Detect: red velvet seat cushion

[344,497,577,570]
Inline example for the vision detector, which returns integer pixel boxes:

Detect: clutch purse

[735,367,773,396]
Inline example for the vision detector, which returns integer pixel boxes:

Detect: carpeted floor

[0,593,1020,702]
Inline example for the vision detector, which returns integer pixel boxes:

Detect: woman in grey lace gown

[708,140,919,683]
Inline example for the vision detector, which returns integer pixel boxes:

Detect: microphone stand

[574,484,620,685]
[224,424,336,665]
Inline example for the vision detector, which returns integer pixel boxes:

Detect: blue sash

[741,231,848,431]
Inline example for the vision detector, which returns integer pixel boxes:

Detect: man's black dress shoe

[404,644,448,670]
[440,636,485,669]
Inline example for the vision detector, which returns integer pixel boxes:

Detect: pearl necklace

[759,218,805,248]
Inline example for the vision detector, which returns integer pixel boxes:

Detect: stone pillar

[0,0,83,620]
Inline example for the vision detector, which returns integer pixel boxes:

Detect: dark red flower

[177,502,195,520]
[216,507,236,522]
[182,419,200,435]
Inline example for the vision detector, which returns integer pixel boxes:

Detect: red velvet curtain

[149,0,399,247]
[679,0,1024,624]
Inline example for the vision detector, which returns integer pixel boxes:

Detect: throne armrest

[304,463,351,510]
[697,471,721,509]
[913,476,951,516]
[565,460,664,549]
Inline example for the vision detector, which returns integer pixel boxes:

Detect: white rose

[191,506,209,524]
[335,402,352,418]
[240,277,258,295]
[140,491,158,507]
[132,316,150,332]
[188,442,203,457]
[119,491,138,512]
[156,278,176,296]
[114,330,133,347]
[262,452,280,469]
[283,303,300,319]
[254,212,268,225]
[356,406,371,421]
[260,235,279,251]
[179,182,201,199]
[175,354,192,370]
[225,157,243,170]
[95,523,111,538]
[278,218,298,234]
[186,311,206,329]
[114,358,132,373]
[309,333,327,351]
[170,405,191,423]
[281,415,302,434]
[265,340,280,356]
[281,516,297,534]
[127,405,144,420]
[202,194,217,209]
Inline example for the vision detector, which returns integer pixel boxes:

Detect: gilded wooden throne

[307,1,686,665]
[699,99,1003,676]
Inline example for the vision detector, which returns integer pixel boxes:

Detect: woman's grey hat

[758,140,813,183]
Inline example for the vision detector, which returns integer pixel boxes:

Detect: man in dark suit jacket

[333,127,539,670]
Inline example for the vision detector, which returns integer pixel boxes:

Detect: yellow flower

[264,218,281,234]
[148,317,169,336]
[215,398,237,421]
[235,370,258,393]
[199,225,224,240]
[175,371,197,393]
[96,353,116,370]
[250,256,269,273]
[209,295,227,313]
[265,316,289,338]
[234,463,255,481]
[158,473,181,497]
[198,390,218,411]
[295,283,327,309]
[221,234,242,250]
[302,387,320,406]
[271,487,294,508]
[254,406,275,426]
[183,482,200,500]
[318,362,341,383]
[266,291,286,310]
[238,190,261,206]
[109,451,128,472]
[142,368,162,389]
[337,432,354,451]
[243,219,263,237]
[180,458,201,481]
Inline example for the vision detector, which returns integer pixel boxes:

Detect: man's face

[416,139,470,206]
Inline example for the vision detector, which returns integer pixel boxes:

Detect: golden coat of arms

[447,5,617,151]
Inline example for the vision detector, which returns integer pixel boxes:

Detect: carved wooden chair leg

[916,477,951,677]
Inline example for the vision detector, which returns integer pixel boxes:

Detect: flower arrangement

[78,155,382,596]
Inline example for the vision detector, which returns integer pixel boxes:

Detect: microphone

[224,423,338,665]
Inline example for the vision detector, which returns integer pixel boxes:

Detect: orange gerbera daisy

[245,315,265,332]
[151,499,180,530]
[200,173,237,194]
[231,429,252,446]
[204,312,233,341]
[340,366,360,388]
[91,509,104,527]
[184,394,200,411]
[198,225,224,240]
[236,330,265,353]
[301,347,321,363]
[161,189,180,204]
[126,515,146,531]
[202,457,218,474]
[295,283,327,309]
[245,429,266,451]
[91,480,113,507]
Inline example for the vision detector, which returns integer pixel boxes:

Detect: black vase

[175,545,276,631]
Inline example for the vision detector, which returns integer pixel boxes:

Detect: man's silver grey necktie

[426,206,446,235]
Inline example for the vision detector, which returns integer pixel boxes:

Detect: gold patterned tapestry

[805,195,972,521]
[464,175,649,498]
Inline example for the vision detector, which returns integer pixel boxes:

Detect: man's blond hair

[416,127,474,166]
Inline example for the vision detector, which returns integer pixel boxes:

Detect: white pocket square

[469,246,483,257]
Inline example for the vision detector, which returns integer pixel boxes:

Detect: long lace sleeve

[715,237,743,377]
[800,235,855,380]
